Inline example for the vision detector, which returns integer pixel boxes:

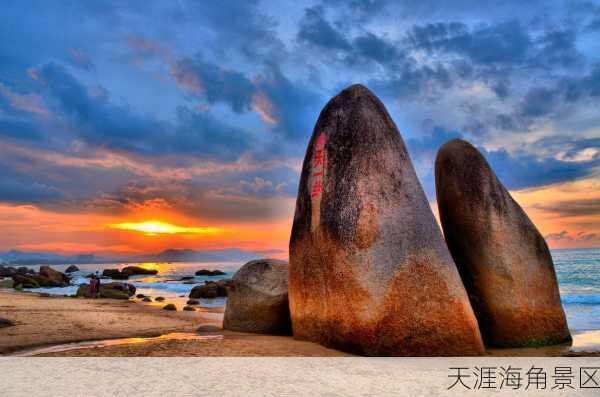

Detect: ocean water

[21,261,238,309]
[15,248,600,332]
[553,248,600,332]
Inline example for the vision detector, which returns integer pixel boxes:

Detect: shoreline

[1,290,599,357]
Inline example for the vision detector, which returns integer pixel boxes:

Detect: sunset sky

[0,1,599,258]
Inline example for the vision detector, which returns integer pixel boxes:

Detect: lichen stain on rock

[353,202,379,250]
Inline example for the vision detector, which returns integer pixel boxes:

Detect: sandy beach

[0,291,345,357]
[2,290,599,357]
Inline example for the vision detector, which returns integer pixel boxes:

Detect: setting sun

[109,221,222,236]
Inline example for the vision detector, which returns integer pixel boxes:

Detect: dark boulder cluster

[195,269,226,276]
[102,265,158,280]
[281,84,569,356]
[76,282,136,299]
[0,265,36,277]
[9,265,70,289]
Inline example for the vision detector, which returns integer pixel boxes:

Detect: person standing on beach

[89,275,98,298]
[95,271,101,295]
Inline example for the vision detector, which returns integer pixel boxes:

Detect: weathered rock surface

[289,84,484,356]
[163,303,177,311]
[435,139,571,347]
[224,259,291,334]
[65,265,80,273]
[76,282,136,299]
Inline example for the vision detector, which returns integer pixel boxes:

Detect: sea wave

[562,294,600,305]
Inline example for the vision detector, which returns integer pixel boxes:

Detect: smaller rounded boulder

[223,259,291,334]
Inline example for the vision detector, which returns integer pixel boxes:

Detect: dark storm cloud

[172,56,255,113]
[171,53,322,144]
[31,62,253,161]
[297,6,352,51]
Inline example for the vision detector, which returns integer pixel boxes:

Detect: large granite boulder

[76,282,136,299]
[289,84,484,356]
[435,139,571,347]
[223,259,291,334]
[65,265,79,273]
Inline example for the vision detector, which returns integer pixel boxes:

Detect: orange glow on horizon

[109,220,222,236]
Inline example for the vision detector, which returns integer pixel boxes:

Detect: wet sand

[0,290,345,356]
[1,290,598,357]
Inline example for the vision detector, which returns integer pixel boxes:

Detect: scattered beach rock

[180,276,194,280]
[102,269,129,279]
[0,266,16,277]
[11,274,40,289]
[39,266,70,286]
[224,259,291,335]
[76,282,136,299]
[122,266,158,276]
[155,296,165,302]
[163,303,177,311]
[183,305,195,311]
[195,269,226,276]
[183,280,199,284]
[190,283,218,299]
[186,299,199,305]
[65,265,79,273]
[288,84,484,356]
[136,294,145,298]
[142,297,152,302]
[435,139,571,347]
[189,279,231,299]
[0,318,15,328]
[16,267,34,275]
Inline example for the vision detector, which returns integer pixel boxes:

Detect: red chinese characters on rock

[310,132,327,200]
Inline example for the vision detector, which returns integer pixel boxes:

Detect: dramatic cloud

[0,0,598,253]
